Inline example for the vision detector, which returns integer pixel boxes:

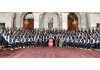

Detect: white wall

[0,13,13,28]
[79,12,87,29]
[88,13,100,29]
[15,12,21,28]
[62,12,69,30]
[34,12,40,28]
[0,12,99,30]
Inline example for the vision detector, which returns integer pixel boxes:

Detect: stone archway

[21,12,34,29]
[39,12,62,29]
[67,12,81,31]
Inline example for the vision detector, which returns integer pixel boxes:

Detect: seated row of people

[0,27,100,50]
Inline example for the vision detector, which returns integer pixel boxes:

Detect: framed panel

[0,23,5,28]
[97,23,100,28]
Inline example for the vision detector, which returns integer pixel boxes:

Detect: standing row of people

[0,27,100,50]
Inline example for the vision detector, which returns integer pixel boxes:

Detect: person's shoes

[15,47,18,49]
[97,49,100,51]
[19,47,21,48]
[3,48,7,51]
[10,48,14,51]
[23,46,25,48]
[28,46,29,48]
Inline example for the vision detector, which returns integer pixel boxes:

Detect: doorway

[23,12,34,29]
[68,13,78,31]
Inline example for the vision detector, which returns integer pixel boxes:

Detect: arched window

[24,12,34,19]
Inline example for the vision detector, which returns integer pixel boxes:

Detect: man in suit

[38,35,42,47]
[0,28,3,46]
[90,36,95,50]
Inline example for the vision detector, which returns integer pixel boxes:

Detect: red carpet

[0,47,100,58]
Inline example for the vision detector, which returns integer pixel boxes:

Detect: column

[34,12,40,28]
[15,12,21,28]
[62,12,69,30]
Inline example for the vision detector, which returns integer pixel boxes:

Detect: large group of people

[0,27,100,50]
